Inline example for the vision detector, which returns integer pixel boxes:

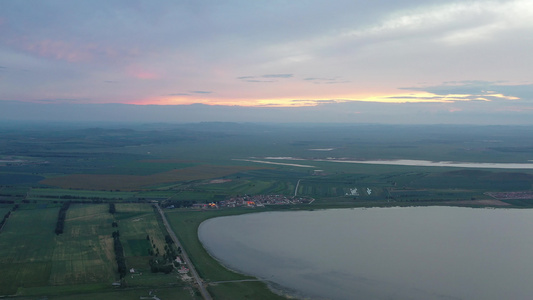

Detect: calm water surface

[199,207,533,300]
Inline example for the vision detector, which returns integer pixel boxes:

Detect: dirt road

[155,204,212,300]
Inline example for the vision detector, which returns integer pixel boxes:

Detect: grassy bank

[165,208,290,299]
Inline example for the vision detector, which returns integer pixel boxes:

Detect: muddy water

[199,207,533,300]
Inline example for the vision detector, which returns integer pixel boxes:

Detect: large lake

[199,207,533,300]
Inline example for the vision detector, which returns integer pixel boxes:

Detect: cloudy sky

[1,0,533,123]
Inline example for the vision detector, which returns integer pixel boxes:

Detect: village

[191,194,314,209]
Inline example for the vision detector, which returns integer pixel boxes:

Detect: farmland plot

[113,203,167,258]
[0,205,117,295]
[0,203,190,297]
[0,207,58,294]
[49,204,116,285]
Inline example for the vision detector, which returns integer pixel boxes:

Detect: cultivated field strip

[0,203,198,298]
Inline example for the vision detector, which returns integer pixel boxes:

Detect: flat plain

[1,123,533,299]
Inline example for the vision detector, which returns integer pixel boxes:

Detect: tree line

[0,211,11,231]
[109,203,116,214]
[161,200,196,208]
[112,230,127,278]
[0,205,19,233]
[54,201,71,235]
[28,195,123,200]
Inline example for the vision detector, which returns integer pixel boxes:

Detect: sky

[1,0,533,124]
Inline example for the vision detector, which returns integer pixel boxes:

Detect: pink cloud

[125,65,160,79]
[132,71,159,79]
[19,39,94,62]
[7,37,138,63]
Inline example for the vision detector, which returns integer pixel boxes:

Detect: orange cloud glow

[129,91,479,107]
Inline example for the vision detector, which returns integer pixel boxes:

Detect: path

[294,179,301,197]
[155,204,213,300]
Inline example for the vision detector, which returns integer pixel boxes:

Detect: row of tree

[0,211,11,231]
[149,258,173,274]
[162,234,179,261]
[26,195,124,200]
[145,233,180,274]
[161,200,196,208]
[112,230,127,278]
[54,202,71,235]
[0,205,19,233]
[109,203,116,214]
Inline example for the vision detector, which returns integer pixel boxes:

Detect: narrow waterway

[199,207,533,300]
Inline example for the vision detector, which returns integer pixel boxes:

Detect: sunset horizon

[2,0,533,123]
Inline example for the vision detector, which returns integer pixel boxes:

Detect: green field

[0,203,200,298]
[0,207,58,294]
[0,205,116,295]
[0,202,293,298]
[0,205,11,218]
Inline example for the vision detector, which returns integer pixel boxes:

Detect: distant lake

[199,207,533,300]
[263,157,533,169]
[318,159,533,169]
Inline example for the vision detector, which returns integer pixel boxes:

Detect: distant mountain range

[0,100,531,125]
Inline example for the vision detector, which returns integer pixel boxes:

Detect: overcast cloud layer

[1,1,532,123]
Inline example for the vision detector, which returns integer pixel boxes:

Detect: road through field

[155,204,212,300]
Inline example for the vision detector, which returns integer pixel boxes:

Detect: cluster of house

[181,194,314,210]
[175,256,193,281]
[213,194,314,208]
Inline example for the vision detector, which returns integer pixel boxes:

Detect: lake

[264,157,533,169]
[199,207,533,300]
[318,159,533,169]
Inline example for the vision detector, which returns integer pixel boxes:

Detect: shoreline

[187,201,526,299]
[196,205,533,300]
